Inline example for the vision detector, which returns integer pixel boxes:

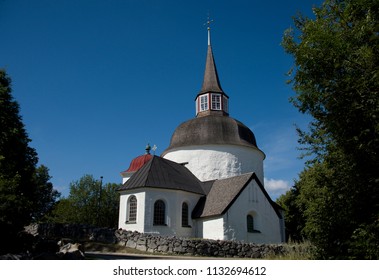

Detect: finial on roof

[145,143,151,154]
[152,144,157,155]
[205,14,214,46]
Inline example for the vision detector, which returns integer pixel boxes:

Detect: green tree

[31,165,61,222]
[0,69,60,253]
[276,185,305,242]
[48,175,120,228]
[99,182,120,228]
[281,0,379,259]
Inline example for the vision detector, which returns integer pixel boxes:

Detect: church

[118,24,285,244]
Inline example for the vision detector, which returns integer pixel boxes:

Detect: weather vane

[152,144,157,155]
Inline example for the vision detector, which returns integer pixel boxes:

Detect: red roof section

[124,154,153,172]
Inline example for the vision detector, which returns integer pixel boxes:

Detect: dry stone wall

[25,223,117,244]
[114,230,285,258]
[26,224,286,258]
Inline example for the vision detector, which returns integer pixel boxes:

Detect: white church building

[118,25,285,244]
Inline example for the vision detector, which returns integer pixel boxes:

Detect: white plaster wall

[223,180,283,243]
[197,216,225,240]
[143,188,202,238]
[118,190,146,233]
[121,171,134,184]
[121,177,128,184]
[163,144,265,183]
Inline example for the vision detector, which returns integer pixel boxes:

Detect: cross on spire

[205,14,214,30]
[205,14,214,45]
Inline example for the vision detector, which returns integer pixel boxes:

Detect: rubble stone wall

[26,224,286,258]
[114,230,285,258]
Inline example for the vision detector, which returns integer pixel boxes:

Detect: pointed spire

[198,17,224,95]
[195,17,229,117]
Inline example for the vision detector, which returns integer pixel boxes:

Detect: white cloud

[264,178,291,191]
[264,178,291,200]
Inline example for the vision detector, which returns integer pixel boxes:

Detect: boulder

[57,243,85,260]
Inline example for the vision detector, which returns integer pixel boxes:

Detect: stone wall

[114,229,285,258]
[25,223,117,244]
[26,224,286,258]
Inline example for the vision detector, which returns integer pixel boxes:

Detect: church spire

[198,17,224,95]
[196,17,229,117]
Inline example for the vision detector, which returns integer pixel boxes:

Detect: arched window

[153,200,166,225]
[182,202,189,227]
[247,214,254,233]
[127,195,137,223]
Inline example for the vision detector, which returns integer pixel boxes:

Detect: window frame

[247,214,261,233]
[247,214,254,233]
[223,95,229,113]
[153,199,166,226]
[199,94,209,112]
[211,93,221,110]
[181,202,190,227]
[126,195,137,223]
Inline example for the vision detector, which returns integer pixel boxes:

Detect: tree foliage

[31,165,60,222]
[283,0,379,165]
[0,70,60,253]
[280,0,379,259]
[275,185,305,243]
[48,175,120,228]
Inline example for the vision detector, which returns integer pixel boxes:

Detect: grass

[84,241,315,260]
[83,242,154,255]
[266,241,315,260]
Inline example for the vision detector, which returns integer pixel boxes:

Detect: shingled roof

[197,44,225,96]
[161,115,260,156]
[192,173,253,218]
[118,156,205,195]
[192,173,283,219]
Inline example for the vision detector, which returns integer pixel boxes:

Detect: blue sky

[0,0,322,200]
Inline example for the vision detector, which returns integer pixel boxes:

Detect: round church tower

[162,24,265,183]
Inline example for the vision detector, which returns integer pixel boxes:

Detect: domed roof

[122,145,154,174]
[162,115,258,155]
[123,154,153,173]
[123,153,153,173]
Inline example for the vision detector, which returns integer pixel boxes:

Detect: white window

[211,94,221,110]
[200,94,208,111]
[127,195,137,223]
[223,96,229,113]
